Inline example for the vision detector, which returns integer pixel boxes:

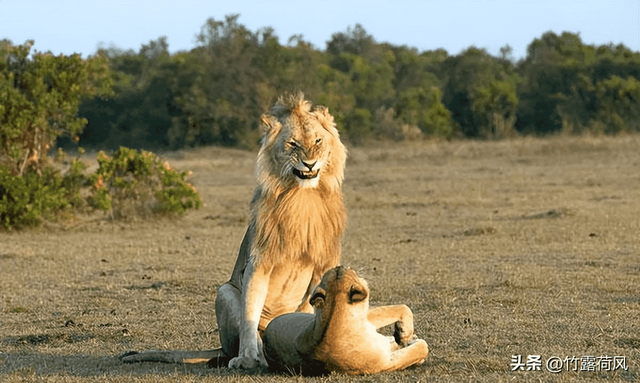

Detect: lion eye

[348,285,367,303]
[288,140,298,148]
[315,138,322,145]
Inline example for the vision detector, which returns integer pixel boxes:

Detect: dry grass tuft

[1,135,639,382]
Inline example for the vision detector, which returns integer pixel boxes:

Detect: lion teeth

[293,168,319,180]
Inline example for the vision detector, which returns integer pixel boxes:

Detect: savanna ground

[1,135,639,382]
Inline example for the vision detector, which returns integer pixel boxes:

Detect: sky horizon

[1,0,639,60]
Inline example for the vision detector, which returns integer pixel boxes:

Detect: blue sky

[1,0,638,60]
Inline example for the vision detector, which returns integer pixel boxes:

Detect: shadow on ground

[0,352,235,377]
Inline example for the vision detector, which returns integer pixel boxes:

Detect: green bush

[0,166,69,229]
[88,147,202,219]
[0,147,201,229]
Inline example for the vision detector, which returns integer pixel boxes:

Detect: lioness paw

[393,321,415,347]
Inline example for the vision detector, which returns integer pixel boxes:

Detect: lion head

[256,92,346,192]
[310,266,369,313]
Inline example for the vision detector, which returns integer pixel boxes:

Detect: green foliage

[326,25,396,134]
[88,147,201,219]
[441,47,520,138]
[0,166,68,228]
[345,108,373,145]
[471,73,520,138]
[61,158,91,209]
[56,19,640,150]
[0,40,111,175]
[394,85,454,137]
[0,158,97,229]
[593,75,640,133]
[177,15,271,149]
[0,39,114,229]
[75,37,183,151]
[0,147,201,229]
[516,31,640,135]
[3,24,640,226]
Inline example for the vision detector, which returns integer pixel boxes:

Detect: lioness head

[309,266,369,311]
[257,92,346,191]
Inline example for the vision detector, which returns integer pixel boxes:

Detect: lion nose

[302,161,316,171]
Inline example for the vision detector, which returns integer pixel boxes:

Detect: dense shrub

[0,147,201,229]
[88,147,202,219]
[0,166,70,229]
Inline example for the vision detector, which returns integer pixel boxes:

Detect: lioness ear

[348,284,368,304]
[310,288,326,309]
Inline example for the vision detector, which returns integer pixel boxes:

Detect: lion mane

[250,92,347,273]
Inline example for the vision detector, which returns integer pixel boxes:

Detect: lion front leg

[367,304,415,346]
[228,262,271,370]
[368,305,429,371]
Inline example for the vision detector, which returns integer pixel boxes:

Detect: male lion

[121,93,347,369]
[263,266,429,375]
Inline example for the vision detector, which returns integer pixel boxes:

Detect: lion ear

[313,106,336,131]
[348,284,368,304]
[260,114,281,137]
[310,287,326,309]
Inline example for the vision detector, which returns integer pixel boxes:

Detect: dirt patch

[519,208,572,220]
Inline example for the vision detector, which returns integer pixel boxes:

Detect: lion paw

[228,353,267,370]
[393,322,415,347]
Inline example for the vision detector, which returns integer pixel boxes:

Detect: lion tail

[119,348,230,366]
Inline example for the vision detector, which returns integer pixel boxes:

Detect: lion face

[279,118,333,188]
[257,93,346,191]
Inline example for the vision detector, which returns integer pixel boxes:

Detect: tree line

[2,15,639,228]
[21,15,640,151]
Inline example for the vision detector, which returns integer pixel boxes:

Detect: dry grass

[1,135,639,382]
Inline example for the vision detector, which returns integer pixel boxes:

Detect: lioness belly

[259,261,315,329]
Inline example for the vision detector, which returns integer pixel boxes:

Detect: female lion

[263,266,429,375]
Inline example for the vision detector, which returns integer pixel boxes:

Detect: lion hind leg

[215,282,243,357]
[119,349,228,364]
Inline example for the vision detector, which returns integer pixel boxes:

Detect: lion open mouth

[293,168,319,180]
